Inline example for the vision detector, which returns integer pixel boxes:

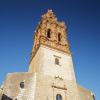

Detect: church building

[0,10,95,100]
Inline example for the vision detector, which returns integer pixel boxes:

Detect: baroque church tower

[0,10,94,100]
[29,10,79,100]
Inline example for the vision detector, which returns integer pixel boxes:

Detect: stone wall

[0,72,94,100]
[29,45,80,100]
[78,85,94,100]
[2,72,37,100]
[34,73,80,100]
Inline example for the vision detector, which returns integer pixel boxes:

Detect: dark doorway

[56,94,62,100]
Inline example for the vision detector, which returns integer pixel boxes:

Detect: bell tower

[30,10,70,62]
[29,10,79,100]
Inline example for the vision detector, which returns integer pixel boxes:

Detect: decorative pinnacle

[47,9,53,13]
[41,9,56,20]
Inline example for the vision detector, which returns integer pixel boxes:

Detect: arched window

[47,29,51,38]
[56,94,62,100]
[58,33,61,41]
[55,58,59,65]
[20,82,24,89]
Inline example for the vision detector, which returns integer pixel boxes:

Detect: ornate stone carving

[30,10,71,63]
[54,76,63,81]
[52,83,67,90]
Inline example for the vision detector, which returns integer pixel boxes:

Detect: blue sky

[0,0,100,99]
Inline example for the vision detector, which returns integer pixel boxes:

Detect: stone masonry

[0,10,95,100]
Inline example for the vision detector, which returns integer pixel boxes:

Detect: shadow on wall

[1,94,13,100]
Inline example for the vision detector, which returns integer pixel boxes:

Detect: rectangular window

[55,58,59,65]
